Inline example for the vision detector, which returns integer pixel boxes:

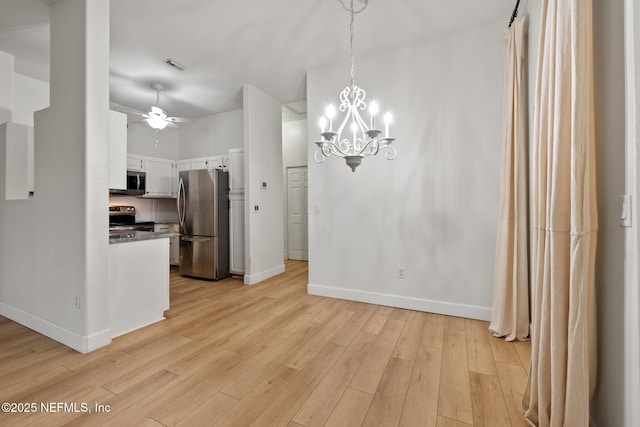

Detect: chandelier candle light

[314,0,397,172]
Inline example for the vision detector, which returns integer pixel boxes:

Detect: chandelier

[314,0,397,172]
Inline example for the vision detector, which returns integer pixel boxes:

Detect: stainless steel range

[109,205,154,232]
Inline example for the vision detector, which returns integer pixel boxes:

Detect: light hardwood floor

[0,260,531,426]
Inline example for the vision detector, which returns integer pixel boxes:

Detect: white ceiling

[0,0,512,119]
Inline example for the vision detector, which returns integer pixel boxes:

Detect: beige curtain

[489,17,530,342]
[523,0,598,425]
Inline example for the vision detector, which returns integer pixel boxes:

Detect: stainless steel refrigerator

[177,169,230,280]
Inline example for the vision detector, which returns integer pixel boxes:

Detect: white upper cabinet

[210,155,229,171]
[176,160,190,174]
[140,149,240,198]
[127,154,145,172]
[144,156,176,197]
[109,110,127,190]
[207,155,223,170]
[185,155,228,171]
[189,157,208,170]
[228,148,244,192]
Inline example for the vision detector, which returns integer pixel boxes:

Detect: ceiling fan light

[146,116,168,130]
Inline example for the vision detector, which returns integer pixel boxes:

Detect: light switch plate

[621,194,632,227]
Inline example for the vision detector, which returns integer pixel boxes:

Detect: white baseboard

[0,302,111,353]
[244,263,286,285]
[307,283,491,321]
[111,316,166,339]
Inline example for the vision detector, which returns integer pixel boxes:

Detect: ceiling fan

[142,83,190,130]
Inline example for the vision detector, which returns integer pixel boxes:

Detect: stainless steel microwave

[110,170,146,195]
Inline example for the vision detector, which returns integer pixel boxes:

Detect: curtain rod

[508,0,521,27]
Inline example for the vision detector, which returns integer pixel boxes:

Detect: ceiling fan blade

[109,101,146,116]
[109,102,144,114]
[129,119,178,129]
[128,116,179,129]
[165,116,193,123]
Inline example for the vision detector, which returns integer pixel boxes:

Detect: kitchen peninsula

[109,230,173,338]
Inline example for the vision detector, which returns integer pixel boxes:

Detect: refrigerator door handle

[181,236,213,243]
[177,178,186,227]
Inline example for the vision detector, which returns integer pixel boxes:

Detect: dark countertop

[109,230,174,244]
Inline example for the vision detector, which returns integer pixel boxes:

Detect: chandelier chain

[337,0,368,14]
[350,0,354,90]
[338,0,369,92]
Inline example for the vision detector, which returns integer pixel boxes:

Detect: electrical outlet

[398,268,406,279]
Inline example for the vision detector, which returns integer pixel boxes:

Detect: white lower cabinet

[229,192,245,275]
[170,223,179,266]
[154,223,179,266]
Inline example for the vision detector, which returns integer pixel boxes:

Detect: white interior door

[287,167,308,261]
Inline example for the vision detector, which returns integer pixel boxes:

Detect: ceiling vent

[164,59,185,71]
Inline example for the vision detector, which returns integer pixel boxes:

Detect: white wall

[127,124,179,159]
[307,20,504,319]
[591,0,627,426]
[179,109,243,159]
[12,74,49,127]
[283,118,308,258]
[243,84,285,284]
[283,119,308,168]
[0,51,12,124]
[0,0,111,353]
